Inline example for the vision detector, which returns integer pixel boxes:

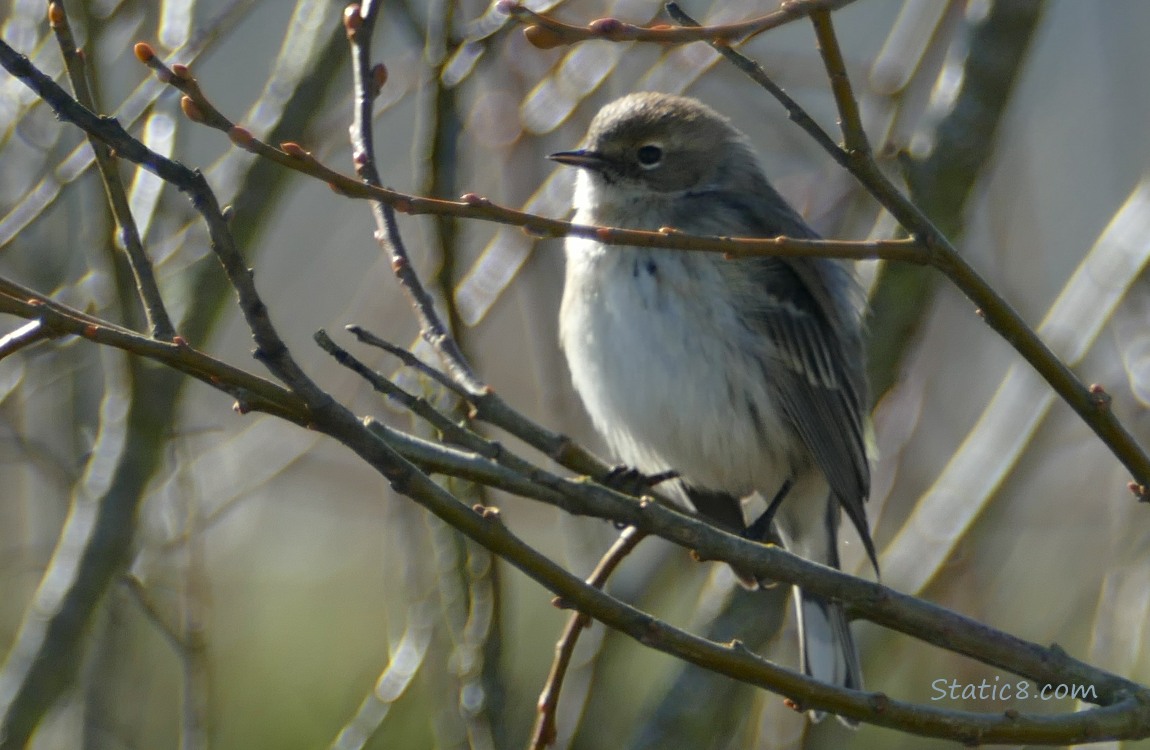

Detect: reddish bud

[133,42,155,63]
[228,126,255,149]
[48,2,66,28]
[589,17,625,35]
[523,25,564,49]
[280,141,310,158]
[343,4,362,34]
[171,63,191,79]
[179,96,205,123]
[172,335,188,346]
[393,198,412,213]
[370,63,388,96]
[83,324,99,338]
[460,192,489,206]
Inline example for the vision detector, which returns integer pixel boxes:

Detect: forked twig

[530,527,647,748]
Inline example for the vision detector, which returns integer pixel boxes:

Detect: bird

[550,91,876,724]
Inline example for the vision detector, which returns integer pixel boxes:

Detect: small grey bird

[551,92,876,722]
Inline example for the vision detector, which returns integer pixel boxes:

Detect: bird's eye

[636,143,663,168]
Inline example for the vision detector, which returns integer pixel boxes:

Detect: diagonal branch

[48,1,175,340]
[530,527,647,749]
[805,8,1150,500]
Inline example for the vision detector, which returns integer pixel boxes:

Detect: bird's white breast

[559,206,797,499]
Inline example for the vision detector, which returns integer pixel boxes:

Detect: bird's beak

[548,149,609,171]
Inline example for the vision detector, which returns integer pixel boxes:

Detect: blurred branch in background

[0,2,347,747]
[868,0,1044,401]
[2,1,1150,749]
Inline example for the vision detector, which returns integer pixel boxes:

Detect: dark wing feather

[684,183,877,573]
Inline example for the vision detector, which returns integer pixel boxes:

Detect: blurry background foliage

[3,0,1150,749]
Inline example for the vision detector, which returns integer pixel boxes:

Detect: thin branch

[337,7,642,495]
[48,1,176,340]
[345,324,636,488]
[530,526,647,749]
[123,40,921,263]
[808,9,872,156]
[868,0,1045,403]
[0,36,327,405]
[806,8,1150,499]
[495,0,858,48]
[669,4,845,168]
[0,320,51,360]
[345,325,468,399]
[0,278,307,423]
[343,3,489,397]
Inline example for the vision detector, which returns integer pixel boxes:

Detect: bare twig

[345,323,631,484]
[125,40,921,263]
[343,3,487,396]
[345,325,467,399]
[807,7,1150,499]
[0,276,306,423]
[0,320,50,360]
[530,526,647,749]
[496,0,857,48]
[48,1,176,340]
[0,37,326,405]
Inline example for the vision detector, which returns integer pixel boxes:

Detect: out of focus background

[3,1,1150,748]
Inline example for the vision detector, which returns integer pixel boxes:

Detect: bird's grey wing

[688,186,877,572]
[750,272,876,572]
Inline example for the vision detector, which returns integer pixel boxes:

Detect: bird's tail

[795,588,862,727]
